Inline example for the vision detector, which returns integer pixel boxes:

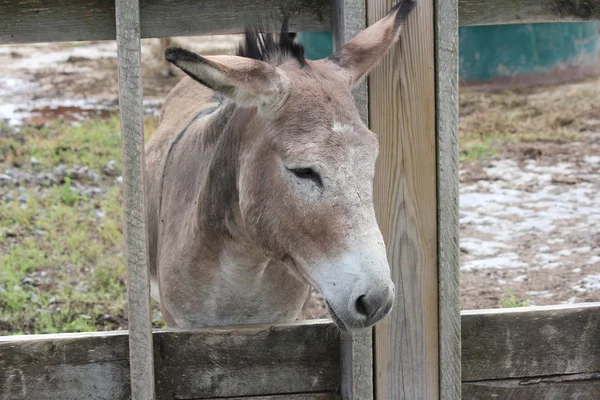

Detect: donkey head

[165,0,415,331]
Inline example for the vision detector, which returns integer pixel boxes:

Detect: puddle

[0,37,246,127]
[0,77,39,96]
[0,42,119,70]
[2,100,162,126]
[1,93,163,126]
[0,41,169,126]
[24,105,116,125]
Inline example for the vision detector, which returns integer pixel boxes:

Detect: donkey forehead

[273,64,366,128]
[265,61,379,159]
[280,60,357,109]
[272,119,378,165]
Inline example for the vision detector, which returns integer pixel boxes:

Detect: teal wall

[295,32,333,60]
[459,22,600,83]
[296,23,600,86]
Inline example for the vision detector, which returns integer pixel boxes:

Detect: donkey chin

[292,246,395,331]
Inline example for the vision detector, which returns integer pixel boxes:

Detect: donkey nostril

[355,295,370,317]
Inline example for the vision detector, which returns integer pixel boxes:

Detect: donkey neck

[198,104,258,244]
[161,103,311,327]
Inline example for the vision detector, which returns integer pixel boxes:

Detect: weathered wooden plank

[462,372,600,400]
[462,303,600,382]
[435,0,461,398]
[340,330,373,400]
[3,306,600,398]
[369,0,439,399]
[0,0,331,45]
[115,1,155,399]
[0,321,341,400]
[2,0,599,46]
[204,395,341,400]
[332,1,372,399]
[459,0,600,26]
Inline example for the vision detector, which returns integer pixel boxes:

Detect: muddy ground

[459,79,600,309]
[0,38,598,317]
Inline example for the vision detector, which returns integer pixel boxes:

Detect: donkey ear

[325,0,416,87]
[165,47,288,109]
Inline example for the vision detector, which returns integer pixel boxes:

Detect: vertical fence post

[332,1,373,399]
[115,0,156,399]
[369,0,439,399]
[436,0,461,398]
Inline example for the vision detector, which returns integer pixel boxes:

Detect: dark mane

[236,17,307,67]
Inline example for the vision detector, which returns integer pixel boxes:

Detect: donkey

[145,0,416,331]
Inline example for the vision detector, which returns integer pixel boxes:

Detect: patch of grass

[0,118,122,171]
[60,177,81,205]
[459,82,596,150]
[0,118,163,335]
[458,127,581,164]
[460,136,499,162]
[502,291,530,308]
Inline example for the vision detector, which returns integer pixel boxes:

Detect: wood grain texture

[203,394,341,400]
[0,321,341,400]
[115,1,155,399]
[462,372,600,400]
[0,0,331,45]
[459,0,600,26]
[332,1,372,399]
[3,1,599,46]
[369,0,439,399]
[340,330,373,400]
[435,0,461,398]
[3,307,600,398]
[462,303,600,381]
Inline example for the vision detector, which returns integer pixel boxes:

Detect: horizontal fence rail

[0,321,342,400]
[2,0,600,45]
[0,0,331,44]
[1,305,598,399]
[459,0,600,26]
[462,303,600,399]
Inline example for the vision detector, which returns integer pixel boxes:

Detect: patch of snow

[563,296,578,304]
[527,290,550,296]
[584,155,600,164]
[0,77,39,96]
[547,238,565,244]
[586,256,600,265]
[3,43,118,71]
[573,247,592,254]
[541,262,562,270]
[572,274,600,293]
[462,253,527,271]
[460,157,600,275]
[535,253,559,262]
[460,238,511,257]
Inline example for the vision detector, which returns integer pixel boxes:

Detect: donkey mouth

[325,301,348,331]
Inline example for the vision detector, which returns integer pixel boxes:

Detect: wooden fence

[2,304,598,399]
[1,0,599,399]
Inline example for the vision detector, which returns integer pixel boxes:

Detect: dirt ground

[459,78,600,309]
[0,38,598,318]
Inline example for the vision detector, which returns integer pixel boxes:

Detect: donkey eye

[288,167,323,187]
[291,168,312,176]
